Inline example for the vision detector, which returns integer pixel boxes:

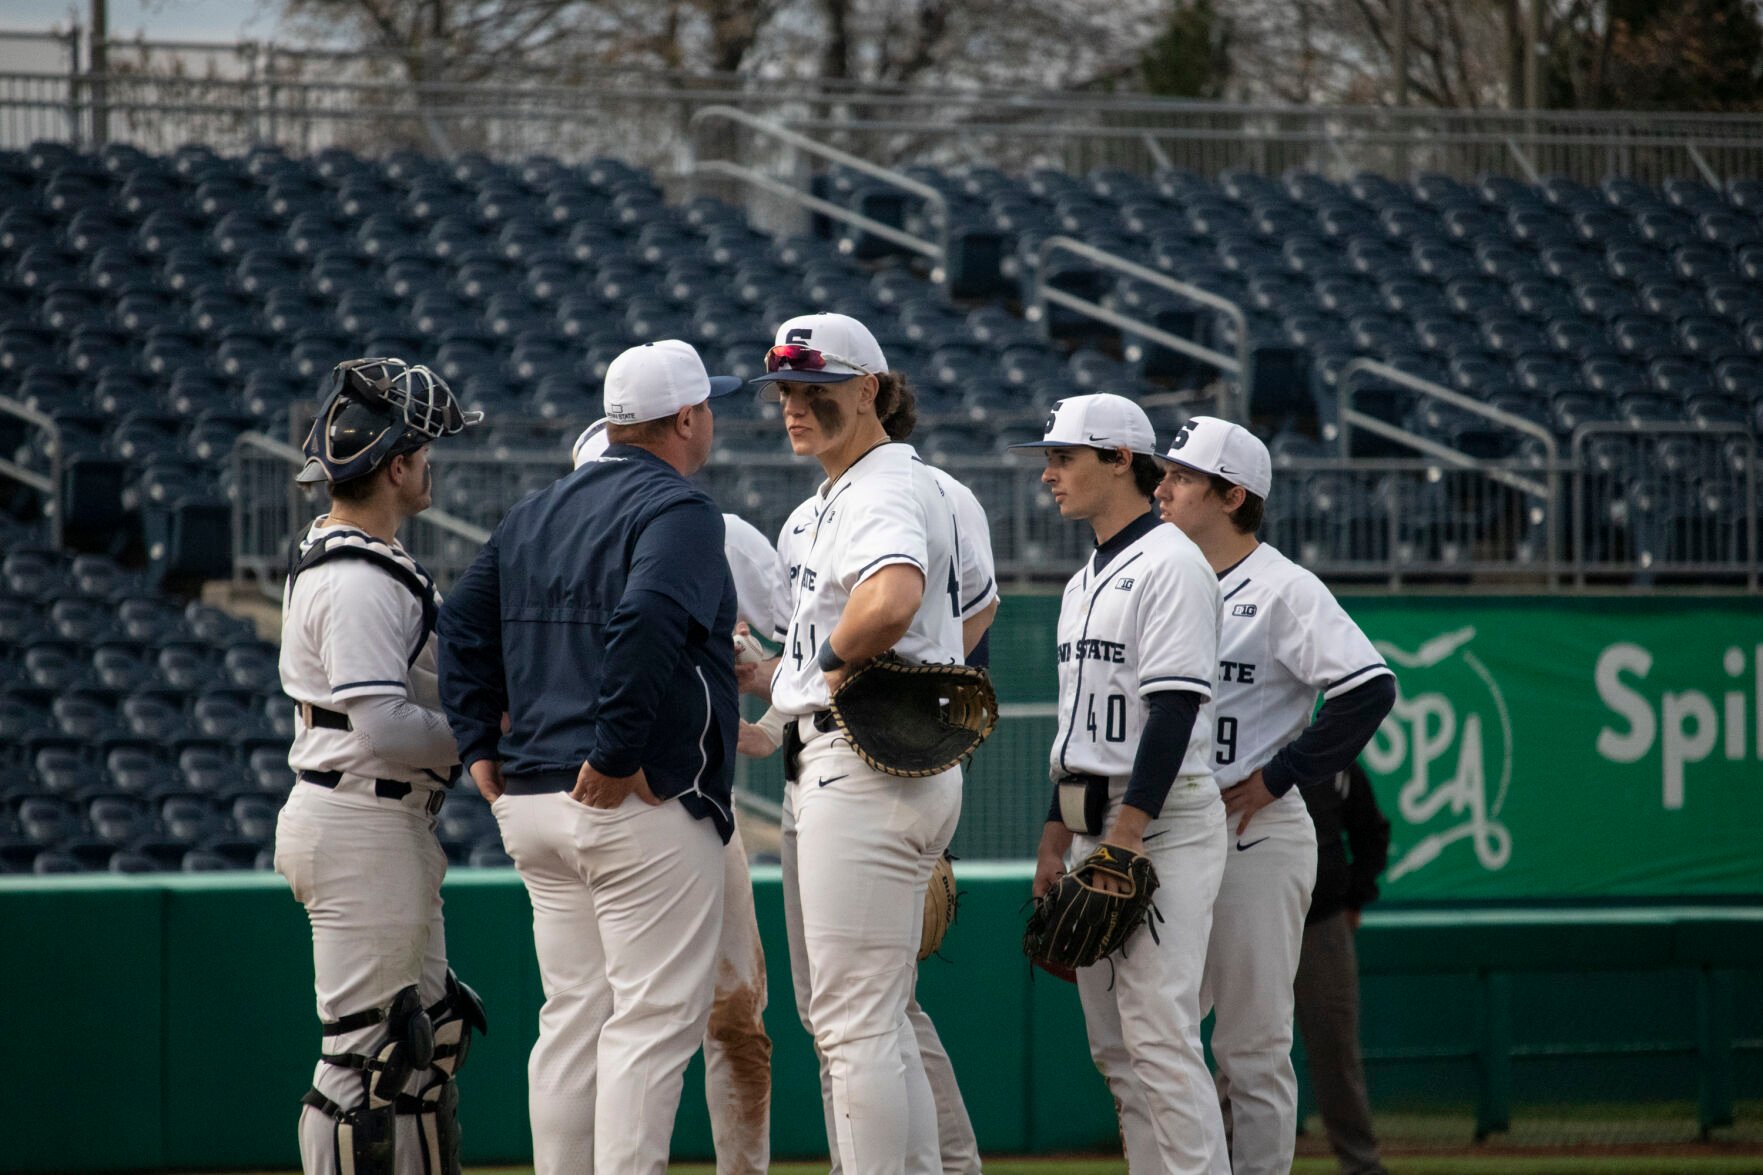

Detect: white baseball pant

[798,996,983,1175]
[704,825,771,1175]
[273,779,450,1175]
[782,722,963,1175]
[1200,791,1317,1175]
[1070,780,1228,1175]
[492,790,725,1175]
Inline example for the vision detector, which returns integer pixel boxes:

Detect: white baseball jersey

[723,511,788,637]
[771,442,962,715]
[936,467,999,623]
[773,462,996,643]
[280,520,443,787]
[1053,518,1221,780]
[1211,542,1392,788]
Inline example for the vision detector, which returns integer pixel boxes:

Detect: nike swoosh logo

[1235,837,1269,851]
[1143,829,1169,842]
[1087,434,1108,442]
[1218,465,1239,476]
[816,774,847,787]
[792,523,809,533]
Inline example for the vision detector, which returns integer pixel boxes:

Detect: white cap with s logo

[1156,415,1272,499]
[1006,393,1160,457]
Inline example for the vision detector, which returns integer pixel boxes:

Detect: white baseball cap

[748,313,888,393]
[570,417,610,468]
[1007,393,1160,457]
[603,339,742,425]
[1156,416,1273,499]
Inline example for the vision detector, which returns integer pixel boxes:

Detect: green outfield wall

[971,594,1763,899]
[2,869,1758,1171]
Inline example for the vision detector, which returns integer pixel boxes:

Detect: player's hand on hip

[1221,769,1277,836]
[469,759,504,802]
[573,762,661,809]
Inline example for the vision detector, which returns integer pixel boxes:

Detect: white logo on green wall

[1595,642,1763,810]
[1364,626,1514,883]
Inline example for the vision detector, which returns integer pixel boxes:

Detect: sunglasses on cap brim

[763,343,875,376]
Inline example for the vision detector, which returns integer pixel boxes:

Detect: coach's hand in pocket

[469,759,505,802]
[573,761,661,810]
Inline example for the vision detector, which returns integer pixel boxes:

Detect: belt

[798,709,836,736]
[298,770,446,814]
[298,703,350,731]
[501,771,576,797]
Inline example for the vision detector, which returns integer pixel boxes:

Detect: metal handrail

[691,159,939,261]
[0,396,61,545]
[1338,360,1563,576]
[689,104,950,278]
[1033,235,1248,419]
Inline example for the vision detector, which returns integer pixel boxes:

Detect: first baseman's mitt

[829,654,999,779]
[920,851,959,961]
[1022,844,1161,972]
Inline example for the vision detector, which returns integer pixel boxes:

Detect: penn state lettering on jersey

[1058,638,1129,664]
[1051,522,1221,781]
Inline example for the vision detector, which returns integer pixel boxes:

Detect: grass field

[233,1151,1763,1175]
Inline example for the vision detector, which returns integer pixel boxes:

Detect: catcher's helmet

[297,357,482,486]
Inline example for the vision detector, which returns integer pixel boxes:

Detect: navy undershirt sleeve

[1123,689,1203,819]
[1262,674,1397,798]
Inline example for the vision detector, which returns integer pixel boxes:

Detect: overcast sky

[2,0,280,44]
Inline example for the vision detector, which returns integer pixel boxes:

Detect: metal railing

[231,420,1759,594]
[1338,360,1563,577]
[1570,423,1758,590]
[0,396,61,546]
[8,29,1763,182]
[689,105,950,275]
[1032,235,1245,419]
[230,432,491,596]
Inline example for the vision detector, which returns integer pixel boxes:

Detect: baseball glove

[828,653,999,779]
[920,852,959,961]
[1022,844,1161,972]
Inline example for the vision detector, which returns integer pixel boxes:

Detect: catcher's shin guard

[302,986,436,1175]
[407,970,488,1175]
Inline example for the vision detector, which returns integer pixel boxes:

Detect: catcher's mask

[297,357,483,486]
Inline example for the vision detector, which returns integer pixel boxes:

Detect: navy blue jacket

[437,443,738,841]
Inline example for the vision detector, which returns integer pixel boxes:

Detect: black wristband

[816,639,846,673]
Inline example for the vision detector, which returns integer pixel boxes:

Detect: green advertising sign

[1347,598,1763,900]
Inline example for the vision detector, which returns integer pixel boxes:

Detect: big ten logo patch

[1363,626,1513,883]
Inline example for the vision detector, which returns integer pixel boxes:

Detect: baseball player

[1015,393,1227,1175]
[437,340,742,1175]
[1295,760,1393,1175]
[573,418,776,1174]
[750,311,966,1175]
[1152,416,1397,1175]
[274,357,487,1175]
[741,371,998,1175]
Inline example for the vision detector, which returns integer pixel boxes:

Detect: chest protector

[287,527,442,668]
